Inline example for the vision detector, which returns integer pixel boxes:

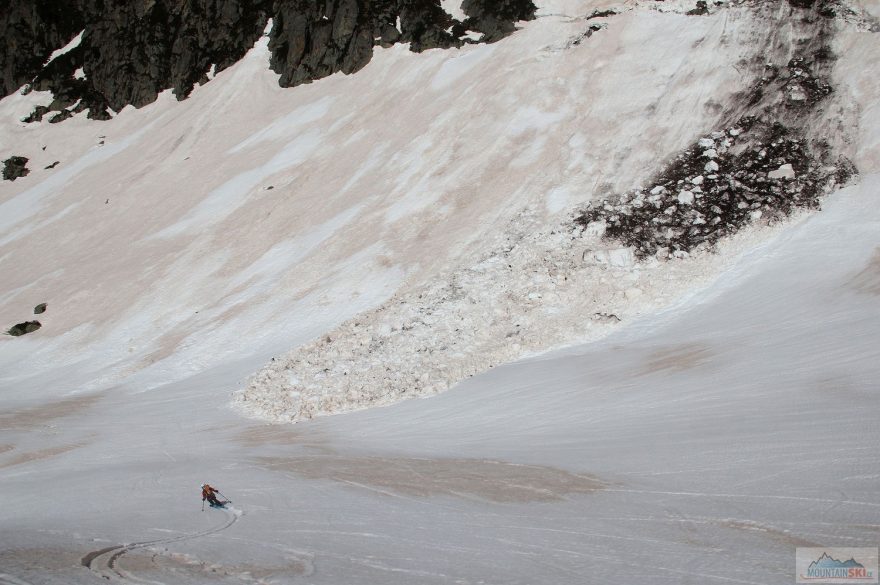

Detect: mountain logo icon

[809,553,866,571]
[798,548,878,583]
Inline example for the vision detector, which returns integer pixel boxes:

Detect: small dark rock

[44,161,60,169]
[687,1,709,16]
[34,303,47,314]
[586,9,616,20]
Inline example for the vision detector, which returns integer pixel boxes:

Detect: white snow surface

[1,0,879,582]
[42,30,84,67]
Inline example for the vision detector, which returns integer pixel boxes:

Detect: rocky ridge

[1,0,535,123]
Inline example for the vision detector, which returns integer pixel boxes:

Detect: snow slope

[1,173,878,584]
[0,0,879,582]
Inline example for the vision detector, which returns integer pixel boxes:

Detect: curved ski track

[81,506,241,582]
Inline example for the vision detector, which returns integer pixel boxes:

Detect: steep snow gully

[1,0,879,584]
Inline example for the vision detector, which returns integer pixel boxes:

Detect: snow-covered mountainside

[1,0,875,419]
[1,0,879,583]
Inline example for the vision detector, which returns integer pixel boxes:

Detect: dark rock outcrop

[0,3,85,98]
[461,0,536,42]
[2,156,30,181]
[2,0,536,123]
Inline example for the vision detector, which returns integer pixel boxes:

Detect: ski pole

[201,499,205,512]
[217,491,232,503]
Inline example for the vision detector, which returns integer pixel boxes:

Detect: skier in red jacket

[201,484,224,507]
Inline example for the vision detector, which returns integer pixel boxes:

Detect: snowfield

[1,0,879,583]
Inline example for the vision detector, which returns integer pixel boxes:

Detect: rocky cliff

[2,0,535,123]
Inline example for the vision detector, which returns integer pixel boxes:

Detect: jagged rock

[2,156,29,181]
[34,303,48,314]
[2,0,536,121]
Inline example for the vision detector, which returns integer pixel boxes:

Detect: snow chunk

[440,0,467,21]
[43,30,84,66]
[607,248,635,268]
[705,160,719,173]
[702,148,717,158]
[592,248,635,268]
[698,138,715,149]
[768,163,796,180]
[787,85,808,102]
[583,220,607,238]
[690,175,704,186]
[677,190,695,205]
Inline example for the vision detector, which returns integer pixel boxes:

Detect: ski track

[81,506,241,583]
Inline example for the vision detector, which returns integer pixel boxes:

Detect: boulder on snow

[6,321,41,336]
[34,303,48,314]
[2,156,29,181]
[686,1,709,16]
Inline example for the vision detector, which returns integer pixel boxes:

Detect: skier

[201,483,225,507]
